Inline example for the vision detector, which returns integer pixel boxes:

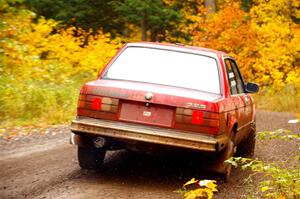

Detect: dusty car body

[70,42,259,179]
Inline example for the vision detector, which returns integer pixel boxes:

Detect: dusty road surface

[0,110,299,199]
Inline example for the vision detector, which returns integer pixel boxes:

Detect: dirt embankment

[0,110,299,199]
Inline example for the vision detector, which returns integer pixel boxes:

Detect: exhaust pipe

[93,137,107,148]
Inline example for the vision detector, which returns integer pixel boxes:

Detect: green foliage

[226,157,300,198]
[241,0,253,12]
[178,130,299,198]
[257,129,300,141]
[0,78,79,126]
[26,0,125,35]
[226,130,300,199]
[0,2,121,127]
[110,0,181,41]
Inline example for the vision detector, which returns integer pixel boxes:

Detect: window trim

[230,59,246,93]
[224,58,238,95]
[223,56,246,96]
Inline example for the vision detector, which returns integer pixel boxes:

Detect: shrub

[0,3,122,126]
[226,130,300,198]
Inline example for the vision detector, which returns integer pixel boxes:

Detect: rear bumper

[70,117,228,152]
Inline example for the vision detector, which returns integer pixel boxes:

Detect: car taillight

[176,107,219,133]
[78,94,119,113]
[191,110,203,125]
[92,98,102,110]
[78,94,86,108]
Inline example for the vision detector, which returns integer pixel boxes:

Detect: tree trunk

[204,0,216,13]
[150,29,157,42]
[123,21,129,38]
[141,14,147,41]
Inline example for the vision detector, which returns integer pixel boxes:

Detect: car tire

[78,146,106,169]
[222,139,234,182]
[237,130,256,158]
[211,135,234,182]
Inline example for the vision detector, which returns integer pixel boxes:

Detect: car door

[224,58,249,144]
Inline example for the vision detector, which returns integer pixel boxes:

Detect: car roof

[126,42,229,58]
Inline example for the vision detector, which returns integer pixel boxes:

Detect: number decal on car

[186,102,206,109]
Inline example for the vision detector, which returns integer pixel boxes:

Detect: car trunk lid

[83,79,221,109]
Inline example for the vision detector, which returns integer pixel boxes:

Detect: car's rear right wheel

[221,140,234,182]
[236,130,256,158]
[210,136,234,182]
[77,146,106,169]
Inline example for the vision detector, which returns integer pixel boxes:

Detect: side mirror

[245,82,259,93]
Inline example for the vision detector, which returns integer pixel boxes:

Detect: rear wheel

[78,146,106,169]
[221,140,234,182]
[236,130,256,157]
[210,134,235,182]
[221,129,236,182]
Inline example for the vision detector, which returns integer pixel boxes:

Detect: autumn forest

[1,0,300,126]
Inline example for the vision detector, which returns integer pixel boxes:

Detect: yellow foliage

[192,1,257,82]
[0,7,122,126]
[1,0,300,126]
[192,0,300,91]
[1,12,122,84]
[179,178,218,199]
[250,0,300,88]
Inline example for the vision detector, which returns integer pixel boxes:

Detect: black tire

[222,140,234,182]
[221,165,232,183]
[211,136,234,182]
[236,131,256,157]
[77,146,106,169]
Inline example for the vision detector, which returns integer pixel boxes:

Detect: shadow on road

[77,150,225,187]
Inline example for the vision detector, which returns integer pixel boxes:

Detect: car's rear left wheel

[77,146,106,169]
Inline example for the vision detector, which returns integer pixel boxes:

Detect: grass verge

[254,85,300,113]
[0,80,81,127]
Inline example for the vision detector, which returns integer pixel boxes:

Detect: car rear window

[102,47,221,94]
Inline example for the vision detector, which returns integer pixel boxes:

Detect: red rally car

[70,42,259,180]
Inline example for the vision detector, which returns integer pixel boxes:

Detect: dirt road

[0,110,299,199]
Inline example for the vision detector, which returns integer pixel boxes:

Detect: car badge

[186,102,206,109]
[145,92,153,100]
